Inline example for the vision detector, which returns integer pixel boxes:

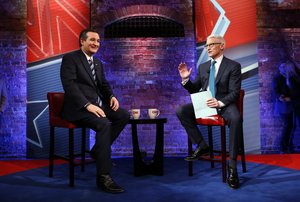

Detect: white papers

[191,91,218,118]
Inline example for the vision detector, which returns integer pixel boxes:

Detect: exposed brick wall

[91,0,195,156]
[257,0,300,153]
[0,1,27,158]
[3,0,298,158]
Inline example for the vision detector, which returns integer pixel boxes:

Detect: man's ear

[221,44,225,50]
[80,38,84,45]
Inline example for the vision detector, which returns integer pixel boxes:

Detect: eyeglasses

[204,43,222,48]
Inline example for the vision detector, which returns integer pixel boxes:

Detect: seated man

[60,28,129,193]
[176,34,242,189]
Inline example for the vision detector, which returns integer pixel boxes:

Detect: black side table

[128,118,167,176]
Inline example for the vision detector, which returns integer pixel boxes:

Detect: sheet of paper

[191,91,218,118]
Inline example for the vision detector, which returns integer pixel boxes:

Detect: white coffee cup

[148,108,160,119]
[130,109,141,119]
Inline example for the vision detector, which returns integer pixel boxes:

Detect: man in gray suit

[176,34,242,189]
[0,78,7,114]
[60,28,129,193]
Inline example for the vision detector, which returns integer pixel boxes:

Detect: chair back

[236,89,245,118]
[47,92,75,128]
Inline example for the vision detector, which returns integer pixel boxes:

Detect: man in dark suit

[60,28,129,193]
[176,34,242,189]
[272,60,300,153]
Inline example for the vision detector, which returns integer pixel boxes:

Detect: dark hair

[78,28,99,48]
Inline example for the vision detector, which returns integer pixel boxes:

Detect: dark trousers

[176,103,243,168]
[279,108,300,153]
[74,104,130,175]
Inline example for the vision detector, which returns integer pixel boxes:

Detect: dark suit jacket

[272,74,300,114]
[183,56,241,106]
[60,50,114,121]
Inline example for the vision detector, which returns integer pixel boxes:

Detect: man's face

[81,31,100,56]
[205,37,224,59]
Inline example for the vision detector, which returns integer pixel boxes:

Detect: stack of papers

[191,91,218,118]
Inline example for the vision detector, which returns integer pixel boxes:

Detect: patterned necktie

[88,59,102,106]
[209,60,216,97]
[88,59,96,81]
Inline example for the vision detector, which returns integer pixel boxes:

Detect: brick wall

[0,1,27,158]
[257,0,300,153]
[91,0,195,156]
[2,0,299,158]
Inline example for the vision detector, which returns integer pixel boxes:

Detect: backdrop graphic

[27,0,90,157]
[27,0,90,63]
[194,0,260,153]
[26,0,260,158]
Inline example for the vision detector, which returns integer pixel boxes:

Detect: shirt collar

[81,49,93,62]
[211,54,223,64]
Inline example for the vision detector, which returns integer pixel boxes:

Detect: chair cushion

[50,117,78,128]
[196,115,226,126]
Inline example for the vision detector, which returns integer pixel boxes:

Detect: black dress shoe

[184,145,209,161]
[97,174,125,193]
[227,166,239,189]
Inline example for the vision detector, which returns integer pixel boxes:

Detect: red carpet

[0,154,299,176]
[0,159,66,176]
[245,154,300,170]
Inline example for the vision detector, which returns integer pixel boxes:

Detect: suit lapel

[78,51,97,86]
[202,61,211,90]
[215,57,227,85]
[93,59,102,83]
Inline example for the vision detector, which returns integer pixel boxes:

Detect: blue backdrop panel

[27,58,89,158]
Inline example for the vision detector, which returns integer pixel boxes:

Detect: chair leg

[221,126,227,183]
[69,129,75,187]
[207,126,214,168]
[188,138,193,176]
[81,128,86,172]
[240,131,247,173]
[49,127,55,177]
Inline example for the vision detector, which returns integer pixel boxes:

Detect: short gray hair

[207,34,226,46]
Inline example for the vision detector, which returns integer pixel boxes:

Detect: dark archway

[104,16,184,38]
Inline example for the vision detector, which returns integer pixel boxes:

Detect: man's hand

[279,94,291,102]
[206,98,219,108]
[86,104,106,117]
[178,62,192,80]
[110,96,119,111]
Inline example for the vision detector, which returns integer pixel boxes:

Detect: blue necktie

[209,60,216,97]
[88,59,102,106]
